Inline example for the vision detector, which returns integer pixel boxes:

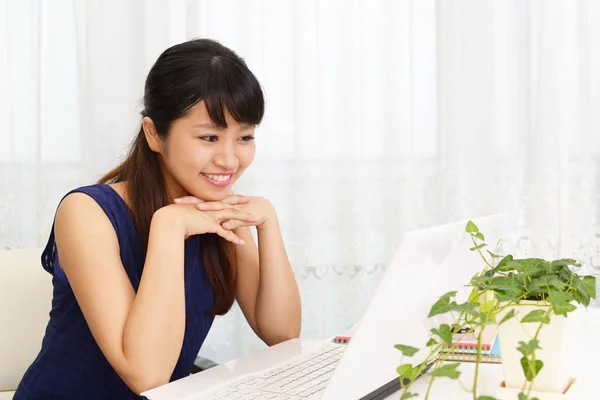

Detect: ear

[142,116,162,153]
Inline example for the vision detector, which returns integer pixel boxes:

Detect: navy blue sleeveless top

[14,184,215,400]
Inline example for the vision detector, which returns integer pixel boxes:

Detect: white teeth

[205,174,231,182]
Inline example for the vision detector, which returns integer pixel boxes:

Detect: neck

[159,167,189,203]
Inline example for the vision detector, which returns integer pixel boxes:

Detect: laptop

[141,214,510,400]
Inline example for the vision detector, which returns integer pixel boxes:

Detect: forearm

[255,216,302,344]
[122,212,186,390]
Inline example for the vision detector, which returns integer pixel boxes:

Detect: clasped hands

[173,193,273,245]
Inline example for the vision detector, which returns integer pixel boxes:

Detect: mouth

[201,173,234,188]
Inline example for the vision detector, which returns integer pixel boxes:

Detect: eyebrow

[192,122,255,131]
[193,123,220,129]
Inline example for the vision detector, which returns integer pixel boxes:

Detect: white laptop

[141,214,510,400]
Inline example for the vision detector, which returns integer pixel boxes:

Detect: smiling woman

[12,38,301,400]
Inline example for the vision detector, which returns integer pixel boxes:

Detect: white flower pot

[496,301,582,394]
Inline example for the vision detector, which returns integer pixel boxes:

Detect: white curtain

[2,0,600,363]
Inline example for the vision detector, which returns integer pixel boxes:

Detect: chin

[188,187,231,202]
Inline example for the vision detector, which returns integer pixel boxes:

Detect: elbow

[262,326,301,346]
[273,332,300,346]
[255,308,302,346]
[122,369,171,395]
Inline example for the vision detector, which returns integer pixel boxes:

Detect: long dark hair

[99,38,264,315]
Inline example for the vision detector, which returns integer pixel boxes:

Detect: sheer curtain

[2,0,600,363]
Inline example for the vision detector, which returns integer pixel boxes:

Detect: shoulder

[56,183,129,222]
[41,184,127,276]
[53,189,121,274]
[53,183,127,244]
[55,190,117,241]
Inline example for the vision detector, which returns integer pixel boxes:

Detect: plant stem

[519,309,551,397]
[401,343,441,398]
[471,325,485,399]
[424,360,439,400]
[472,236,494,270]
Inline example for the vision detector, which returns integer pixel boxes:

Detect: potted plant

[394,220,596,400]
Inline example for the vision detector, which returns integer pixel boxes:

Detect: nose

[213,141,239,171]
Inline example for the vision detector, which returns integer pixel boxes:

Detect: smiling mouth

[201,173,232,182]
[201,173,234,187]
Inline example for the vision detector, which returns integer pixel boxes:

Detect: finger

[215,225,245,245]
[211,209,261,224]
[221,218,262,230]
[220,195,250,205]
[174,196,204,205]
[196,202,232,211]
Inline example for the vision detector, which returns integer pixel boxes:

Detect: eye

[199,135,218,142]
[239,135,255,143]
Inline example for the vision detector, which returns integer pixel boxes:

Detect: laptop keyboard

[202,343,346,400]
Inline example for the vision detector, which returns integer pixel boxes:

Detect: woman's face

[145,101,256,202]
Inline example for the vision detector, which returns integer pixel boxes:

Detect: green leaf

[426,338,437,347]
[540,260,555,274]
[478,396,498,400]
[394,344,419,357]
[479,312,496,324]
[410,365,425,383]
[499,309,516,325]
[396,363,413,379]
[470,243,488,251]
[547,291,577,315]
[496,260,529,273]
[530,275,568,291]
[454,301,479,315]
[468,288,481,303]
[474,232,485,241]
[428,291,458,317]
[470,274,493,287]
[431,363,461,379]
[516,340,541,357]
[520,357,543,381]
[526,276,567,299]
[487,250,502,259]
[489,277,524,298]
[494,254,514,271]
[583,275,596,299]
[572,275,596,307]
[521,309,550,324]
[521,266,547,279]
[559,266,574,282]
[431,324,452,345]
[400,391,418,400]
[495,292,520,303]
[466,220,479,233]
[551,258,579,270]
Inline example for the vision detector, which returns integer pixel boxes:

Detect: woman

[14,38,301,399]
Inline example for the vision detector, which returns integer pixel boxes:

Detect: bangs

[201,56,265,129]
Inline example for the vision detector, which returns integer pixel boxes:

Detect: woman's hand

[155,197,263,245]
[174,194,275,231]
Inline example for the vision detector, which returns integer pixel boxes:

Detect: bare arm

[55,194,187,393]
[55,194,250,393]
[234,201,301,345]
